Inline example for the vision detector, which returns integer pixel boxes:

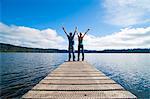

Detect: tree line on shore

[0,43,150,53]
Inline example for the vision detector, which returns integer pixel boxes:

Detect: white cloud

[83,27,150,50]
[0,22,66,49]
[103,0,150,26]
[0,23,150,50]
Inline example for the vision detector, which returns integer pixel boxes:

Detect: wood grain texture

[22,61,137,99]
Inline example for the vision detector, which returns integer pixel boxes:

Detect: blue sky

[0,0,150,50]
[1,0,121,35]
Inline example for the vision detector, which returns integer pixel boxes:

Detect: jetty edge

[22,61,137,99]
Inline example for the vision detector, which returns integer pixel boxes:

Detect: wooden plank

[51,71,105,74]
[54,69,99,72]
[39,79,117,85]
[48,73,106,77]
[53,70,100,72]
[44,76,110,80]
[51,71,101,73]
[22,61,137,99]
[22,91,136,99]
[32,84,124,91]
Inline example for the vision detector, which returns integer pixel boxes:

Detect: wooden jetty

[22,61,136,99]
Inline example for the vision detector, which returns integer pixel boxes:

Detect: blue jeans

[68,46,75,61]
[78,45,84,61]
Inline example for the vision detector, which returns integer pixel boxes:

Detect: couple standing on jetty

[62,27,90,61]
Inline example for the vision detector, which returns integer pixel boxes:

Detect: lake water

[0,53,150,99]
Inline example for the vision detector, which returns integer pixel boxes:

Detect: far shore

[1,43,150,53]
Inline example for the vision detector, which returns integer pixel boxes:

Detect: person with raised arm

[77,29,90,61]
[62,27,77,61]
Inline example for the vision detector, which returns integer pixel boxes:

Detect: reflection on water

[85,53,150,99]
[0,53,67,98]
[0,53,150,98]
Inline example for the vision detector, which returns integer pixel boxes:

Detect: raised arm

[83,29,90,37]
[73,27,77,37]
[77,33,79,36]
[62,27,68,36]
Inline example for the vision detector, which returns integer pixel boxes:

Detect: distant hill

[0,43,67,53]
[84,49,150,53]
[0,43,150,53]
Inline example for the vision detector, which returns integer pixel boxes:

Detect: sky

[0,0,150,50]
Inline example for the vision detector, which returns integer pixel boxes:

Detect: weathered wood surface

[22,61,136,99]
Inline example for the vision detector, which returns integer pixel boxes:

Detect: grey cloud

[0,22,150,50]
[0,22,66,49]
